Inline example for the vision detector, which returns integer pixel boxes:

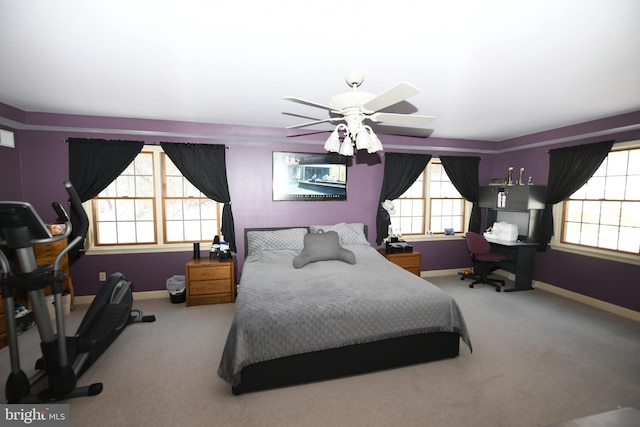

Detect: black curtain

[376,152,432,245]
[439,156,482,233]
[68,138,144,259]
[160,142,237,252]
[539,140,614,249]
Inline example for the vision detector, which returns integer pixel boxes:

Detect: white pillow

[246,228,308,255]
[309,223,369,245]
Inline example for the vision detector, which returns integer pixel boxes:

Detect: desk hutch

[479,184,546,291]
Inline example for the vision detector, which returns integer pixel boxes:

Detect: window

[89,146,221,249]
[163,156,219,243]
[560,145,640,255]
[390,169,425,235]
[390,160,467,237]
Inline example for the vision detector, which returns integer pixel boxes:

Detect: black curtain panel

[68,138,144,200]
[439,156,482,233]
[67,138,144,259]
[539,140,614,249]
[160,142,237,252]
[376,152,432,245]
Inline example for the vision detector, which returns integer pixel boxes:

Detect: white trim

[534,281,640,322]
[75,271,640,322]
[422,268,639,322]
[549,242,640,266]
[74,290,168,305]
[421,268,463,278]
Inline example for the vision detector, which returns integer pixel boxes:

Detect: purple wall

[534,249,640,309]
[1,107,639,313]
[0,142,22,200]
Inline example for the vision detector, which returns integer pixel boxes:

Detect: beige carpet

[1,276,639,427]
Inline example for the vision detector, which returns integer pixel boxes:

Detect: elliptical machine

[0,181,155,403]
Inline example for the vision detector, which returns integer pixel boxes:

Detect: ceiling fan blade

[286,117,342,129]
[282,112,323,121]
[362,82,420,113]
[286,130,332,138]
[368,112,435,127]
[370,124,433,138]
[283,96,335,111]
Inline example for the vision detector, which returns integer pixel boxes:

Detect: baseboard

[79,271,640,323]
[421,268,463,278]
[425,267,639,323]
[533,281,640,322]
[74,290,168,305]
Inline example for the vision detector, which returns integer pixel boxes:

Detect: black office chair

[464,231,509,292]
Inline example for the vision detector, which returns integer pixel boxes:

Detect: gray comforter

[217,245,472,386]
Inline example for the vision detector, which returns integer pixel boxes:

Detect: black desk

[484,236,538,292]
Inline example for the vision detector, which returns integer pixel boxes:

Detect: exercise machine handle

[52,202,69,224]
[50,181,87,274]
[63,181,88,240]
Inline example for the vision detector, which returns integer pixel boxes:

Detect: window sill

[401,235,464,243]
[85,243,196,256]
[549,242,639,266]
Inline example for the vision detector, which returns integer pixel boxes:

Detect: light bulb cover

[338,138,354,156]
[324,128,341,152]
[367,132,383,153]
[356,128,373,150]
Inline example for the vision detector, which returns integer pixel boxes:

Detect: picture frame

[272,151,348,201]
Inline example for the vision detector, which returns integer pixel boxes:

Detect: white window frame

[550,140,640,266]
[390,160,472,242]
[83,145,220,255]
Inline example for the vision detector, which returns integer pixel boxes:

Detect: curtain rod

[63,138,230,149]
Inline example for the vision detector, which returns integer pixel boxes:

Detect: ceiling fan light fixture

[324,127,342,152]
[338,136,354,156]
[355,126,373,150]
[367,132,383,154]
[285,73,434,156]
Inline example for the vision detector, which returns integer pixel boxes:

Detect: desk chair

[464,231,509,292]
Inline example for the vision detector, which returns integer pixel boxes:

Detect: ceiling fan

[283,72,436,155]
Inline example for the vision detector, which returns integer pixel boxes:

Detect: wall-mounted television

[273,151,348,201]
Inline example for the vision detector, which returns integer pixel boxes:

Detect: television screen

[273,151,347,201]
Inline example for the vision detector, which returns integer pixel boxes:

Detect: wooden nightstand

[185,257,236,306]
[379,249,422,276]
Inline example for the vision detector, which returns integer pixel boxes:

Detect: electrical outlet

[99,271,107,281]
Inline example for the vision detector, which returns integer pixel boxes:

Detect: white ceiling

[1,0,639,142]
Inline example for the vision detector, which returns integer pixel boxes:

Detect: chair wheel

[496,288,501,292]
[469,284,474,289]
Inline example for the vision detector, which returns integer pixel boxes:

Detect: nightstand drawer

[378,250,422,276]
[188,265,231,281]
[190,279,231,296]
[390,255,420,269]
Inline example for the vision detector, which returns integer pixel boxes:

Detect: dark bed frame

[231,226,462,395]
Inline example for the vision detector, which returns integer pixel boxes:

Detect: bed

[217,223,472,394]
